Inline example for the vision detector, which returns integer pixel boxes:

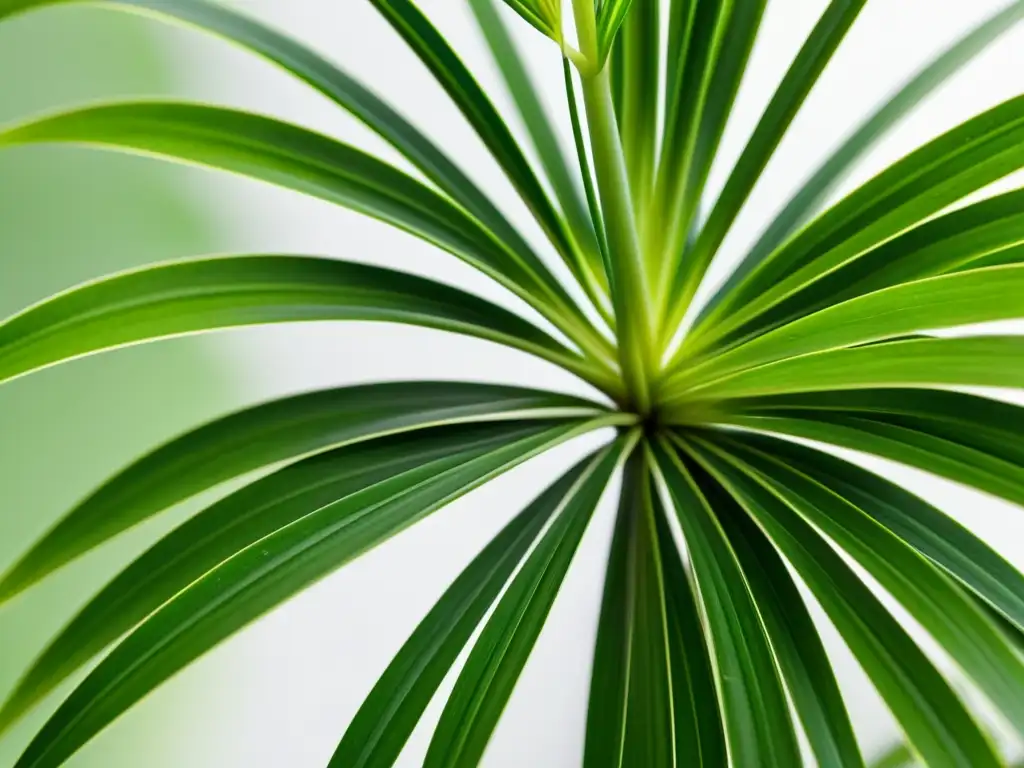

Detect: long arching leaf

[0,381,614,604]
[0,424,562,735]
[694,93,1024,352]
[699,0,1024,325]
[11,420,604,768]
[329,454,591,768]
[686,438,1002,768]
[0,102,609,357]
[423,434,633,767]
[650,440,800,768]
[0,255,601,388]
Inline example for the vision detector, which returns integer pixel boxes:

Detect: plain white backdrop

[118,1,1024,764]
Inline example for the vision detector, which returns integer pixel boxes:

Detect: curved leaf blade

[687,437,1001,768]
[423,435,632,768]
[12,420,603,768]
[0,380,610,604]
[650,440,800,768]
[698,0,1024,327]
[329,453,590,768]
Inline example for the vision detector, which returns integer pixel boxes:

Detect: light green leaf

[687,437,1001,768]
[0,380,612,604]
[684,452,864,768]
[492,0,561,40]
[702,388,1024,507]
[698,0,1024,328]
[583,451,673,768]
[672,264,1024,388]
[368,0,583,284]
[869,743,914,768]
[616,0,658,219]
[650,440,800,768]
[0,255,601,389]
[701,433,1024,739]
[714,426,1024,638]
[596,0,636,64]
[329,453,590,768]
[670,335,1024,403]
[12,420,601,768]
[423,434,632,767]
[0,101,604,355]
[695,93,1024,352]
[469,0,608,312]
[669,0,868,326]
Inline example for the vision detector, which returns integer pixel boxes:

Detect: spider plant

[2,0,1024,765]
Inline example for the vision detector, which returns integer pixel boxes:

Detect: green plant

[2,0,1024,764]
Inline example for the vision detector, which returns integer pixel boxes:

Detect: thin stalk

[571,0,656,416]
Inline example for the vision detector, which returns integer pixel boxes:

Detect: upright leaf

[423,435,633,767]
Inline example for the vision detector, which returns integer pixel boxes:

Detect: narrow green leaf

[670,0,868,324]
[583,451,673,768]
[0,381,610,605]
[702,187,1024,352]
[491,0,560,39]
[699,0,1024,326]
[695,93,1024,352]
[0,102,606,356]
[682,449,864,768]
[700,433,1024,739]
[596,0,636,63]
[650,440,800,768]
[469,0,608,311]
[330,454,590,768]
[0,0,564,313]
[669,335,1024,403]
[423,435,632,767]
[672,264,1024,388]
[0,255,599,389]
[368,0,583,285]
[616,0,658,219]
[869,743,914,768]
[709,426,1024,638]
[0,424,550,735]
[702,388,1024,507]
[653,492,726,766]
[686,437,1001,768]
[12,421,600,768]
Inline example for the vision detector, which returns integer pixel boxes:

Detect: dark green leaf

[0,381,612,604]
[423,434,633,767]
[686,437,1001,768]
[12,421,599,768]
[616,0,658,219]
[650,440,800,768]
[330,453,590,768]
[683,450,864,768]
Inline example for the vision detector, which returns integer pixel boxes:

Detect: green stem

[572,0,655,415]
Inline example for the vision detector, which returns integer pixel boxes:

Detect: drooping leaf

[670,0,868,324]
[423,434,633,767]
[650,440,800,768]
[0,255,601,389]
[707,425,1024,637]
[329,453,591,768]
[695,93,1024,352]
[0,424,565,735]
[687,437,1002,768]
[0,381,614,604]
[583,451,673,768]
[12,420,602,768]
[701,388,1024,507]
[683,451,864,768]
[0,102,603,352]
[698,0,1024,326]
[699,433,1024,738]
[671,264,1024,387]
